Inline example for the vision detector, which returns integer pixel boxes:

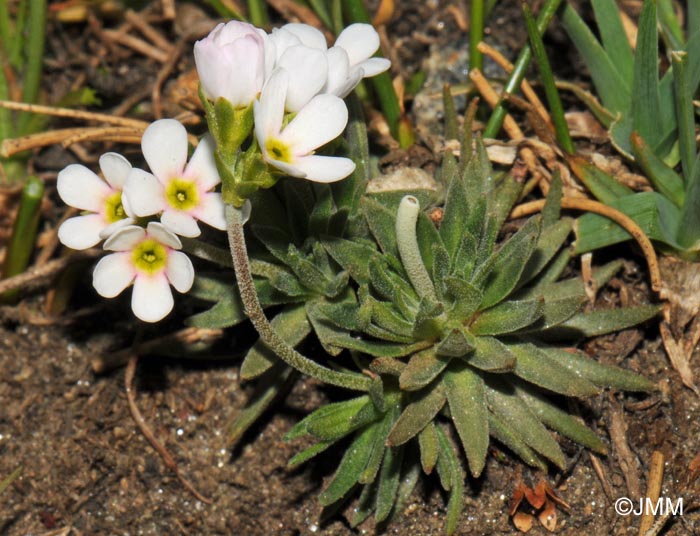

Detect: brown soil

[2,2,700,536]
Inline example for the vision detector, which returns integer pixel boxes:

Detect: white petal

[124,168,165,217]
[324,47,351,94]
[330,67,363,98]
[142,119,188,180]
[193,192,226,230]
[269,28,302,62]
[99,152,132,189]
[335,23,380,66]
[357,57,391,77]
[280,94,348,155]
[221,36,265,106]
[166,251,195,293]
[160,210,201,238]
[259,29,277,79]
[264,157,307,178]
[147,222,182,249]
[93,252,136,298]
[58,214,107,250]
[278,45,328,112]
[185,134,220,191]
[255,69,288,152]
[132,274,174,322]
[57,164,111,212]
[99,217,136,239]
[280,23,327,50]
[104,225,146,251]
[291,155,355,182]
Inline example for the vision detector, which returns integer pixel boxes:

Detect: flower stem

[395,195,437,301]
[226,204,372,392]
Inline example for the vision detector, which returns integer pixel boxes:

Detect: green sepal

[218,145,277,207]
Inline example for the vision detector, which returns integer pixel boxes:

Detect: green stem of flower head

[395,195,437,301]
[226,204,372,392]
[469,0,484,72]
[523,3,575,155]
[2,176,44,301]
[483,0,562,138]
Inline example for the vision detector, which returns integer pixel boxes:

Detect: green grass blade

[469,0,484,71]
[204,0,245,19]
[690,0,700,40]
[247,0,269,27]
[523,4,574,154]
[671,51,697,182]
[560,3,631,115]
[17,0,46,136]
[308,0,333,30]
[591,0,634,83]
[630,132,685,207]
[631,0,661,148]
[658,0,684,49]
[330,0,343,35]
[483,0,562,138]
[677,153,700,250]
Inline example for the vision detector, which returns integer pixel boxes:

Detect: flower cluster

[58,119,224,322]
[194,21,390,184]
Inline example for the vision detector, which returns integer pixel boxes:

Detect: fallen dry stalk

[469,68,524,139]
[638,450,665,536]
[510,197,661,292]
[0,100,149,128]
[125,355,213,504]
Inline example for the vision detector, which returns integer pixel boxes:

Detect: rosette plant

[283,139,659,533]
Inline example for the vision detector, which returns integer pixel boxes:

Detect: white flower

[325,23,391,97]
[194,21,267,107]
[276,45,328,112]
[124,119,225,238]
[93,222,194,322]
[255,69,355,183]
[57,152,135,250]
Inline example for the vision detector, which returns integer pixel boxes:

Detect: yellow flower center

[132,238,167,276]
[265,138,293,163]
[104,191,126,223]
[165,178,199,211]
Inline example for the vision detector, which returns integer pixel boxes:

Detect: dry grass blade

[660,320,699,394]
[638,450,665,536]
[608,394,642,500]
[0,100,149,128]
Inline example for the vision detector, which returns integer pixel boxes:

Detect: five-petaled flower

[57,152,135,250]
[93,222,194,322]
[124,119,226,238]
[254,69,355,183]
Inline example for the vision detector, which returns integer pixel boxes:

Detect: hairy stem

[395,196,437,301]
[226,204,371,391]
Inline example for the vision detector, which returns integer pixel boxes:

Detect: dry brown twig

[608,394,642,500]
[638,451,665,536]
[125,355,213,505]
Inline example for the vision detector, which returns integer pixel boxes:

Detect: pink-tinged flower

[93,222,194,322]
[325,23,391,97]
[255,69,355,183]
[194,21,267,107]
[124,119,225,238]
[57,152,135,250]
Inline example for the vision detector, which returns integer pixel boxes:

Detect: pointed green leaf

[439,172,470,258]
[541,346,656,391]
[568,155,634,204]
[542,171,563,227]
[323,237,379,284]
[362,196,400,257]
[285,395,370,441]
[467,336,517,372]
[436,326,475,357]
[510,342,601,397]
[515,382,607,454]
[321,329,431,358]
[487,413,547,470]
[418,422,439,474]
[432,242,451,300]
[451,230,478,279]
[435,426,465,535]
[444,364,489,477]
[400,348,451,391]
[375,446,405,522]
[370,298,415,341]
[288,439,336,468]
[240,304,311,379]
[591,0,634,82]
[517,218,573,289]
[631,0,661,148]
[360,405,398,484]
[412,298,445,340]
[471,298,544,335]
[677,153,700,250]
[631,132,685,207]
[445,276,483,321]
[520,295,587,332]
[387,383,447,446]
[486,382,566,468]
[518,260,623,301]
[544,304,661,338]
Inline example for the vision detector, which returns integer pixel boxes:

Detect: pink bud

[194,21,267,107]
